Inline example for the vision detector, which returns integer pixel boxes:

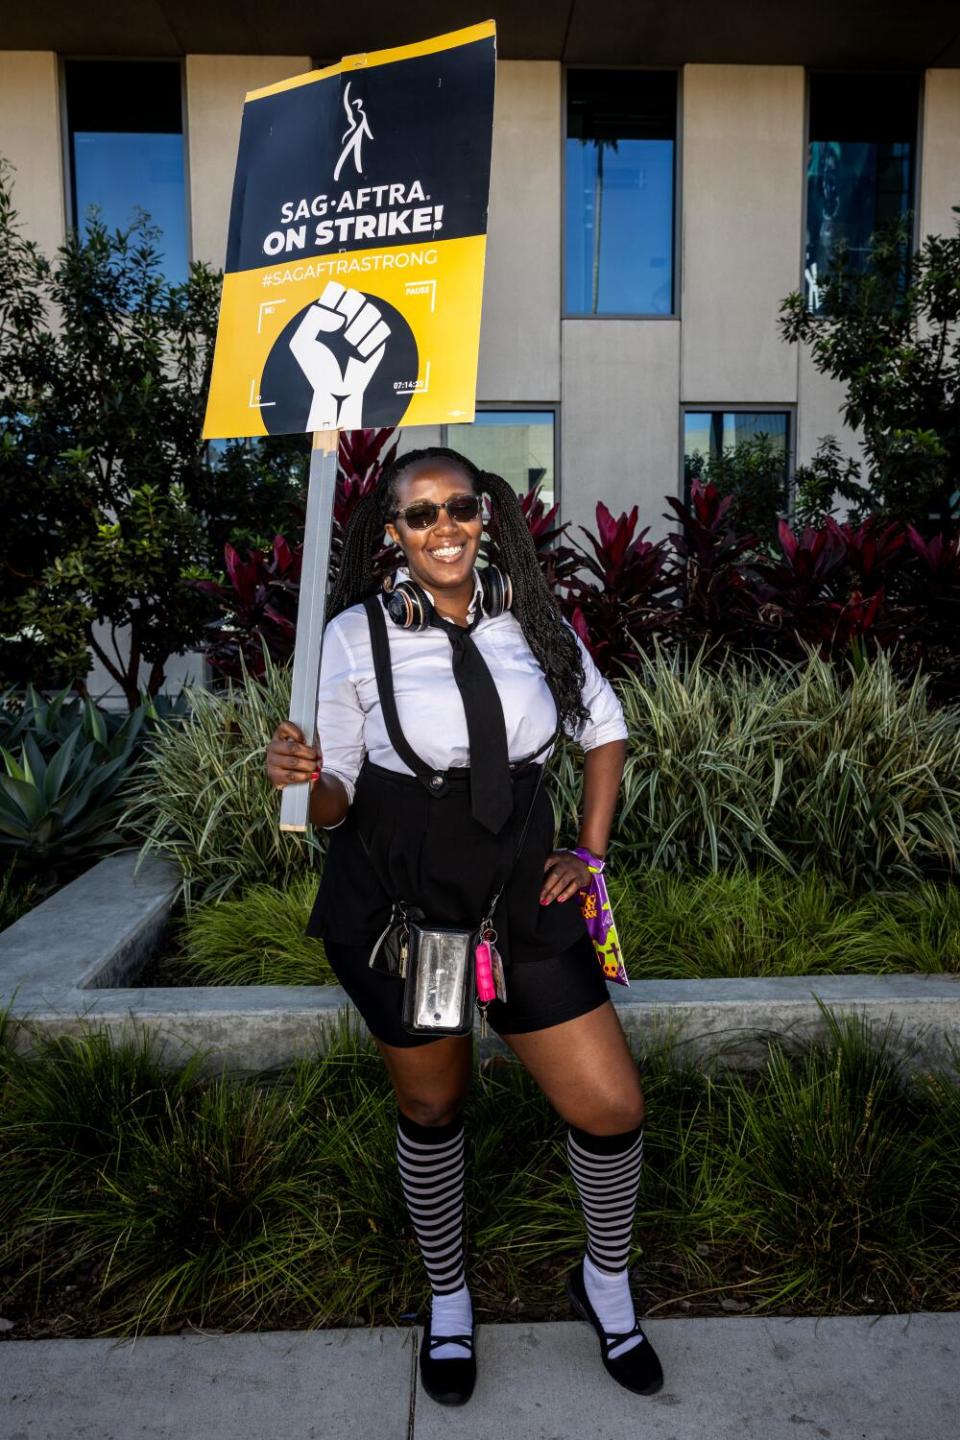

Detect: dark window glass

[805,72,919,313]
[445,411,556,506]
[565,70,676,316]
[65,60,188,284]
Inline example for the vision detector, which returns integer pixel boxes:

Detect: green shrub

[725,1013,952,1309]
[552,644,960,887]
[0,865,44,930]
[0,681,188,754]
[765,653,960,880]
[158,866,960,987]
[118,641,960,909]
[0,709,146,879]
[120,650,320,906]
[609,867,960,979]
[180,873,333,985]
[1,1015,958,1336]
[0,683,189,894]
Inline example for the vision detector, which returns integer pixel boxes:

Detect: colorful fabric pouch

[566,847,629,987]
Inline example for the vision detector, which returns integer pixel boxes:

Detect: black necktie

[431,613,514,834]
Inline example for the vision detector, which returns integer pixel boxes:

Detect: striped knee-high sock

[396,1110,472,1360]
[567,1122,646,1358]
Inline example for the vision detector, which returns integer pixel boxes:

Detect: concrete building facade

[2,5,958,699]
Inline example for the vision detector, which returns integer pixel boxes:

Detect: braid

[326,487,393,620]
[326,445,589,734]
[478,468,589,734]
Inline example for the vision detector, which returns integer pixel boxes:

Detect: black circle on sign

[259,289,419,435]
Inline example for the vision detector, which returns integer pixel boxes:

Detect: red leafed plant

[828,515,907,592]
[750,517,910,654]
[897,526,960,696]
[330,428,401,580]
[662,480,761,645]
[558,502,674,671]
[189,534,303,680]
[334,428,399,529]
[192,428,400,680]
[905,526,960,599]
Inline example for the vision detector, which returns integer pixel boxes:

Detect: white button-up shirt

[315,568,627,816]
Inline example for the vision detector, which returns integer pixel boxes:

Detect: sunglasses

[388,495,483,531]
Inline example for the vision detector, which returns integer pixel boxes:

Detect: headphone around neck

[382,566,513,630]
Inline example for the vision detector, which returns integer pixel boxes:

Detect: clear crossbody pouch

[399,921,480,1036]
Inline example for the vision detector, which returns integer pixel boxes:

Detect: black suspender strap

[362,590,562,926]
[363,589,561,824]
[363,594,451,797]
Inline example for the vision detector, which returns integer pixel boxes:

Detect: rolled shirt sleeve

[563,623,629,751]
[314,616,366,817]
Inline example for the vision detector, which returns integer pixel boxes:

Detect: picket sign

[278,428,340,832]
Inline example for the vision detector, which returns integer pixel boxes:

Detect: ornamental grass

[123,645,960,903]
[1,1011,957,1338]
[552,643,960,887]
[162,865,960,988]
[119,650,320,908]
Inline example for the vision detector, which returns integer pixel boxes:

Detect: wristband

[567,846,605,873]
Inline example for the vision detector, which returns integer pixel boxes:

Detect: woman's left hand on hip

[540,851,591,905]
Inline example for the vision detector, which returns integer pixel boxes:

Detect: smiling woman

[264,446,662,1406]
[384,472,485,615]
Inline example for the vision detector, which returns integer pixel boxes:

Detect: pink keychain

[475,928,507,1038]
[475,936,497,1003]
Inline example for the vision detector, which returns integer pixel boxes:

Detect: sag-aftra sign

[203,20,496,439]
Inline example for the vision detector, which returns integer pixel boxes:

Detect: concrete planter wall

[2,851,959,1076]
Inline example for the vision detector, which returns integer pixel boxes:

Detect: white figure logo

[288,281,391,430]
[333,82,373,183]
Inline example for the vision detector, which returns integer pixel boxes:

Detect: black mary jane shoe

[418,1312,478,1406]
[565,1258,664,1396]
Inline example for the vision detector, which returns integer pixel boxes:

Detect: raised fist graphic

[288,281,391,430]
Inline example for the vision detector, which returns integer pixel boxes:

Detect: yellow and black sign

[202,21,496,439]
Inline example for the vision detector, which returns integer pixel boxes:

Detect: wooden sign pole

[279,427,340,833]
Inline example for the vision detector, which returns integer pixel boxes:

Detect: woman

[266,447,662,1406]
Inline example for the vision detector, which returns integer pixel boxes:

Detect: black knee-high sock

[395,1110,466,1296]
[566,1121,645,1274]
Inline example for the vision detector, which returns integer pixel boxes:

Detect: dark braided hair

[327,445,590,733]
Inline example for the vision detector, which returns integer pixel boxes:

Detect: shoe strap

[601,1319,646,1347]
[428,1332,474,1352]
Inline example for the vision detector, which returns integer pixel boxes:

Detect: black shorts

[325,930,611,1049]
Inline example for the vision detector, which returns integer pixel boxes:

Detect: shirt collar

[393,566,484,623]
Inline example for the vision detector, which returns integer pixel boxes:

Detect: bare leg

[498,1000,645,1132]
[374,1032,473,1125]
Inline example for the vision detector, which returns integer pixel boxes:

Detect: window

[684,411,791,474]
[64,60,189,284]
[683,410,792,531]
[805,72,920,314]
[444,410,557,507]
[565,69,677,316]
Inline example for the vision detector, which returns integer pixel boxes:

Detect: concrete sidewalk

[2,1314,958,1440]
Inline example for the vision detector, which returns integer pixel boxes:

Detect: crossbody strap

[481,755,553,928]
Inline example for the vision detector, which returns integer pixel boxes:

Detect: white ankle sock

[582,1254,644,1359]
[430,1282,473,1360]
